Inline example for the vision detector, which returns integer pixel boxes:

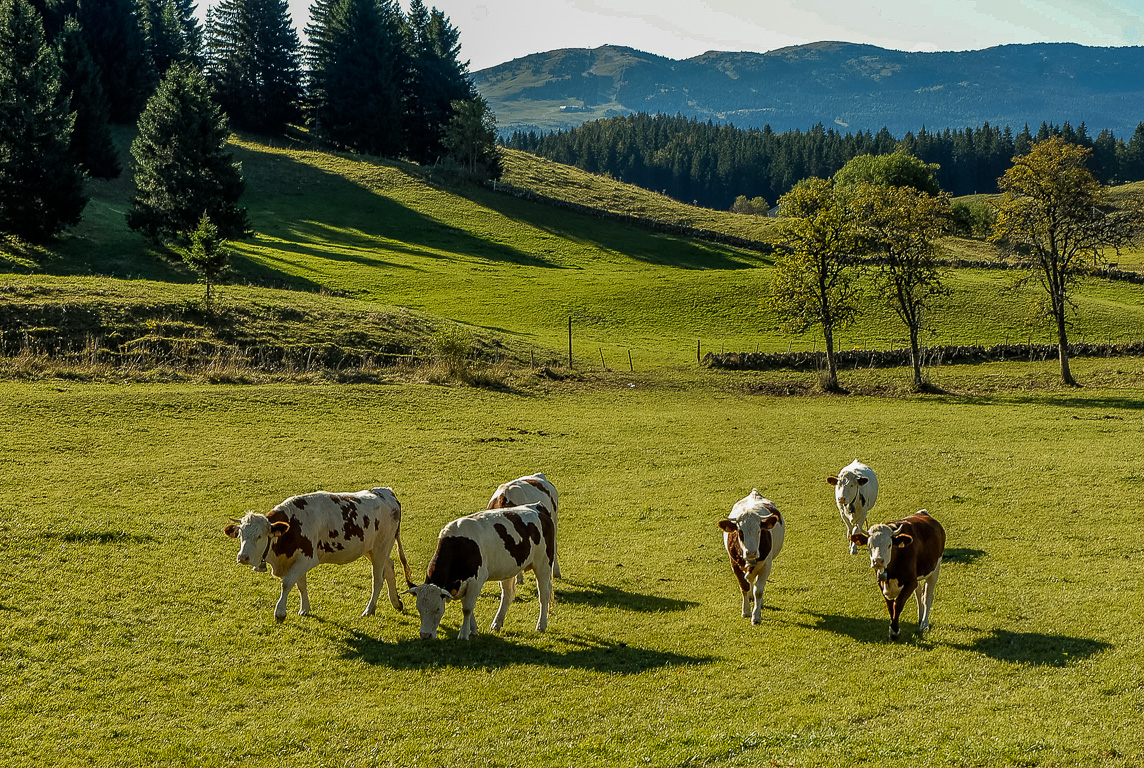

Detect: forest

[506,113,1144,209]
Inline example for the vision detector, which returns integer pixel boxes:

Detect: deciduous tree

[853,184,952,390]
[443,95,501,179]
[768,178,864,391]
[990,136,1144,385]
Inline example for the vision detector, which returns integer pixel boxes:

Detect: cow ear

[717,519,737,532]
[826,476,839,486]
[857,477,869,486]
[760,515,780,530]
[893,534,914,549]
[224,524,239,538]
[270,522,290,537]
[850,532,869,546]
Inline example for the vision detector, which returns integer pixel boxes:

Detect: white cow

[224,487,414,622]
[717,490,786,624]
[405,503,555,640]
[487,472,561,581]
[827,460,879,554]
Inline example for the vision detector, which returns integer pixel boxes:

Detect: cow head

[850,523,912,575]
[718,509,781,569]
[828,471,869,514]
[403,583,453,639]
[224,513,290,572]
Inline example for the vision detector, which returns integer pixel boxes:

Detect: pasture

[2,363,1142,767]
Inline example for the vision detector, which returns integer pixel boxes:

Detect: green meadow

[3,133,1144,766]
[2,367,1143,767]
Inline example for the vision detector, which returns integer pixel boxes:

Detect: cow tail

[394,524,415,588]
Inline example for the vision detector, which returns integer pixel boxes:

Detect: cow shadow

[948,629,1111,667]
[796,611,891,644]
[337,630,715,673]
[553,580,699,613]
[42,529,159,545]
[942,548,986,565]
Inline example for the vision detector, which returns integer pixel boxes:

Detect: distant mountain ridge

[474,41,1144,138]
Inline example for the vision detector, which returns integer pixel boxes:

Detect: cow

[223,487,414,623]
[404,503,555,640]
[717,489,785,625]
[828,460,879,554]
[486,472,561,582]
[850,510,946,642]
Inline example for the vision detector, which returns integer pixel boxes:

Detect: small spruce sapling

[184,212,229,303]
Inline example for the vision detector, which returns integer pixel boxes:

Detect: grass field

[2,359,1143,767]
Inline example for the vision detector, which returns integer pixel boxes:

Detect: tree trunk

[909,324,923,391]
[1055,304,1076,386]
[822,325,839,391]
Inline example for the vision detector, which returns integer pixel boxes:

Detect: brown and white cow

[717,489,785,624]
[404,503,555,640]
[850,510,945,641]
[224,487,414,622]
[487,472,561,582]
[828,459,879,554]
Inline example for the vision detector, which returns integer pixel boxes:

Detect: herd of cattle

[223,463,946,642]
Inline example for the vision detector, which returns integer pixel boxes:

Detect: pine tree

[306,0,406,155]
[79,0,155,123]
[205,0,301,134]
[0,0,88,242]
[58,16,121,178]
[403,0,473,164]
[140,0,194,77]
[127,61,250,242]
[184,211,230,303]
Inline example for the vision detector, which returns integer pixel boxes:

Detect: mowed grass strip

[1,365,1142,767]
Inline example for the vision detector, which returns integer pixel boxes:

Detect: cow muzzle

[420,631,436,640]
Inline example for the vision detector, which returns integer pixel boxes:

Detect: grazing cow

[717,490,785,624]
[405,503,555,640]
[850,510,946,641]
[487,472,561,582]
[828,460,879,554]
[224,487,414,622]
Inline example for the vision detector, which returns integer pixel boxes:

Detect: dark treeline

[506,113,1144,208]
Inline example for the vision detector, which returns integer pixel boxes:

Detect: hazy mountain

[474,41,1144,138]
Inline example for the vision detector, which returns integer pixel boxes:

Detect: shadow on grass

[797,611,889,644]
[337,629,715,672]
[942,547,987,565]
[949,629,1111,667]
[554,580,699,612]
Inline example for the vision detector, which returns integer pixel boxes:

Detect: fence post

[568,317,573,369]
[697,339,701,363]
[628,350,633,372]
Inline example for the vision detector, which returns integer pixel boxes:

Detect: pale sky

[206,0,1144,72]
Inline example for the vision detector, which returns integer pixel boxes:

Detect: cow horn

[228,517,242,523]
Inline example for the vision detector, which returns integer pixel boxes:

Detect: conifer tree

[58,16,121,178]
[127,61,250,242]
[140,0,194,76]
[184,211,229,303]
[0,0,88,242]
[306,0,406,155]
[79,0,155,123]
[403,0,473,164]
[205,0,301,134]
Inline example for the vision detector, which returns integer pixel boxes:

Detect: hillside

[4,135,1144,376]
[475,42,1144,137]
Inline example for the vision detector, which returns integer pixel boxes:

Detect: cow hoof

[275,614,286,623]
[751,617,762,626]
[849,543,858,555]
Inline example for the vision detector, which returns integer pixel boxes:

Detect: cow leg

[887,591,911,641]
[491,577,516,632]
[730,562,751,618]
[917,562,941,632]
[362,551,383,617]
[275,560,312,621]
[383,557,403,612]
[458,588,481,640]
[841,507,858,554]
[534,566,553,632]
[296,573,311,616]
[751,560,773,624]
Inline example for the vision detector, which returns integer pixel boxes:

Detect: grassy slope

[2,370,1143,767]
[6,135,1144,371]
